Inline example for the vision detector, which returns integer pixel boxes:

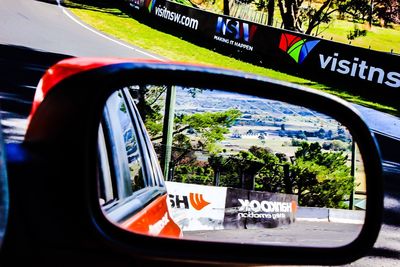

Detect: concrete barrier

[165,182,298,231]
[297,207,365,224]
[328,208,365,224]
[296,207,329,222]
[165,182,364,232]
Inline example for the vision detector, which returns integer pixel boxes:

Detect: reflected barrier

[165,182,365,232]
[165,181,297,231]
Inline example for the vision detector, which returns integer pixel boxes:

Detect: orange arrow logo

[189,193,210,210]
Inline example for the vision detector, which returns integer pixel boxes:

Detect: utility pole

[349,141,356,210]
[161,85,176,181]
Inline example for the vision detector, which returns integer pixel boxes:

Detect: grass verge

[64,0,398,115]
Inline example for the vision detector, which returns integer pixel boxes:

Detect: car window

[116,95,145,192]
[97,90,172,230]
[124,87,165,188]
[98,90,146,207]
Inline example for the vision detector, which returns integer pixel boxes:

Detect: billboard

[166,182,298,231]
[224,188,297,229]
[165,181,227,231]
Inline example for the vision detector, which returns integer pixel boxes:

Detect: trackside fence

[134,0,400,107]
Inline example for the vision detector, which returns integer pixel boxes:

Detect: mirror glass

[97,85,366,248]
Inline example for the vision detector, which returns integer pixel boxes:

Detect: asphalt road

[183,221,363,248]
[0,0,399,266]
[0,0,161,58]
[0,0,161,143]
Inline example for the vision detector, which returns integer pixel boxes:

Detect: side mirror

[12,59,383,265]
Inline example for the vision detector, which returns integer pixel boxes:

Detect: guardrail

[166,181,297,231]
[165,181,365,233]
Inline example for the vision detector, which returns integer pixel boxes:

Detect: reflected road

[183,221,362,247]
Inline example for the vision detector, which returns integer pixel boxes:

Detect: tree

[375,0,400,25]
[326,130,333,140]
[267,0,276,25]
[291,142,354,208]
[161,108,242,183]
[173,163,214,185]
[133,85,241,149]
[134,87,354,208]
[224,0,230,15]
[277,0,304,31]
[249,146,287,192]
[172,109,242,151]
[131,86,243,182]
[343,0,400,26]
[244,142,353,208]
[341,0,373,22]
[278,0,349,35]
[255,0,276,26]
[317,128,326,139]
[208,154,241,187]
[134,85,167,137]
[296,130,307,140]
[273,0,398,36]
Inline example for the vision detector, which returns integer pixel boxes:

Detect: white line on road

[56,0,165,61]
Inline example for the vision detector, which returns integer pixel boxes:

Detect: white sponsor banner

[165,181,227,231]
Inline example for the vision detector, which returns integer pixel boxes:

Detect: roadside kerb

[297,207,365,224]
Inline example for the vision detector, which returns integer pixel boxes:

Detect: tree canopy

[134,86,355,209]
[250,0,399,35]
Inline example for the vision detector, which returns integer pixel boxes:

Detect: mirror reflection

[97,85,366,248]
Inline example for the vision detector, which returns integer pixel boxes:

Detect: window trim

[102,99,134,199]
[97,123,115,205]
[121,88,159,187]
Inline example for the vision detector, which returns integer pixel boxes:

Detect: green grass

[318,20,400,54]
[64,0,398,115]
[65,1,301,81]
[279,2,400,54]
